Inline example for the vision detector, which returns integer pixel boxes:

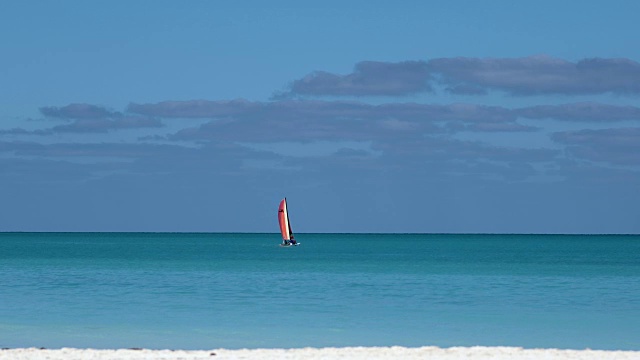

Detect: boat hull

[280,243,301,247]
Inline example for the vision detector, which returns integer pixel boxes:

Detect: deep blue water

[0,233,639,350]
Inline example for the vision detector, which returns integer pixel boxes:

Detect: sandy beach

[2,346,639,360]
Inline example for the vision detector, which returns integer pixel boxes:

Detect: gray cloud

[373,136,558,164]
[548,159,640,185]
[51,116,163,133]
[429,55,640,95]
[127,99,263,118]
[132,99,640,127]
[445,84,488,95]
[5,95,639,192]
[129,99,640,171]
[280,56,640,97]
[0,140,176,159]
[517,102,640,122]
[132,98,558,183]
[0,117,163,135]
[1,101,556,186]
[40,103,118,119]
[130,99,521,144]
[460,123,538,132]
[0,157,103,185]
[275,61,431,97]
[0,138,275,186]
[0,128,52,135]
[551,127,640,165]
[5,104,165,134]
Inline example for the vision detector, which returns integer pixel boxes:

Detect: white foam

[2,346,639,360]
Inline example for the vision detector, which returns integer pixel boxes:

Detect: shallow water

[1,233,638,350]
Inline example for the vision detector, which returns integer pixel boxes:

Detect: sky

[1,1,639,233]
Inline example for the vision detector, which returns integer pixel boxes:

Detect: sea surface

[0,233,638,350]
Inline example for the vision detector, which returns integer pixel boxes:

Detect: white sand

[1,346,639,360]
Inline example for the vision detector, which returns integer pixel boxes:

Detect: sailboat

[278,198,299,246]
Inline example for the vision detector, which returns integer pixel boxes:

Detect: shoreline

[2,346,640,360]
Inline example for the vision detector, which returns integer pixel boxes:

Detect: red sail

[278,198,291,241]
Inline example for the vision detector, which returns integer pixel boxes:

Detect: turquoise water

[0,233,639,350]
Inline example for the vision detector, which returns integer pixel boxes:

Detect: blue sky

[1,1,639,233]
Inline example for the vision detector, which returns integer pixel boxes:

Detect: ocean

[0,232,638,350]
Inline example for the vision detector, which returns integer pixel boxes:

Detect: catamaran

[278,198,299,246]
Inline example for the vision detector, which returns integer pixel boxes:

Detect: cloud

[0,128,52,135]
[430,55,640,95]
[551,127,640,165]
[445,84,488,95]
[127,99,263,118]
[50,116,163,133]
[130,98,557,182]
[373,136,558,164]
[40,103,118,119]
[5,81,640,193]
[2,117,163,135]
[0,156,103,184]
[6,97,638,184]
[274,60,431,97]
[517,102,640,122]
[0,138,279,187]
[130,99,524,145]
[132,99,640,130]
[130,98,640,171]
[461,123,538,132]
[1,98,557,185]
[547,159,640,185]
[0,140,175,159]
[2,103,165,134]
[280,56,640,97]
